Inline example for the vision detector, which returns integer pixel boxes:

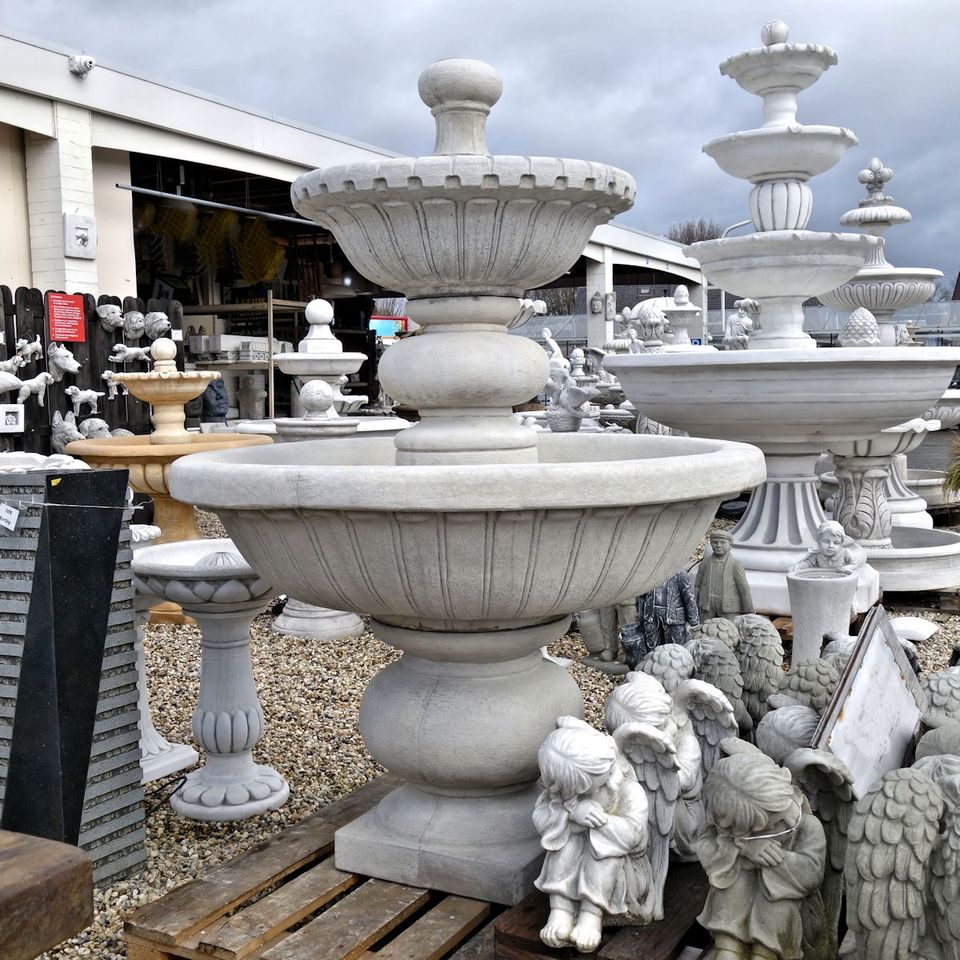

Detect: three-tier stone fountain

[812,160,960,590]
[606,20,960,616]
[169,58,766,903]
[67,339,271,544]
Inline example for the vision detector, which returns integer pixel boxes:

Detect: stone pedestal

[786,568,859,665]
[272,597,364,642]
[726,452,878,616]
[334,616,583,904]
[131,524,198,783]
[133,539,289,821]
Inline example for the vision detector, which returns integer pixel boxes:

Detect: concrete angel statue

[533,716,652,953]
[698,750,826,960]
[844,754,960,960]
[605,670,736,918]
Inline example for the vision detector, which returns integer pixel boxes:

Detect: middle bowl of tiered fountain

[169,58,766,904]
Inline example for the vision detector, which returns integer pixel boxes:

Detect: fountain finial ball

[305,298,334,328]
[761,20,789,45]
[418,59,502,112]
[300,379,335,419]
[151,337,178,363]
[418,59,502,156]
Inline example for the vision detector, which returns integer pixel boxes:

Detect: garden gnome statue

[624,570,699,668]
[695,531,753,621]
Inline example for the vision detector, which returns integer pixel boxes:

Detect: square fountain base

[334,784,545,905]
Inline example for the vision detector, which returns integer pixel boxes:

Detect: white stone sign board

[813,605,927,798]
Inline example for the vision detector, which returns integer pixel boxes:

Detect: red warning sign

[46,292,86,343]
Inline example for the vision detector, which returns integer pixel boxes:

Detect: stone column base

[335,783,543,905]
[272,599,364,642]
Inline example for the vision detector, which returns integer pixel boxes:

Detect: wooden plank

[0,829,93,960]
[599,863,709,960]
[125,775,399,946]
[449,921,498,960]
[199,856,362,960]
[493,863,708,960]
[127,943,173,960]
[260,879,429,960]
[372,896,491,960]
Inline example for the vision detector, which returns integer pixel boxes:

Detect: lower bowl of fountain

[820,266,943,314]
[168,432,765,630]
[687,231,881,299]
[67,433,273,496]
[603,348,960,453]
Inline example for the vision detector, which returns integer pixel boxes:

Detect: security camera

[67,55,96,78]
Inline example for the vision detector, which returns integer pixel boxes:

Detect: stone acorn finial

[761,19,789,45]
[418,58,503,156]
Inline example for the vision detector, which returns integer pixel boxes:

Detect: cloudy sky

[1,0,956,285]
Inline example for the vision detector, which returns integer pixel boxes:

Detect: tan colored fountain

[67,338,272,544]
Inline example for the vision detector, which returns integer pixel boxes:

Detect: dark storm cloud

[1,0,956,280]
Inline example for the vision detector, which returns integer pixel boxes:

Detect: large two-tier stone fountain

[169,59,766,903]
[607,21,960,616]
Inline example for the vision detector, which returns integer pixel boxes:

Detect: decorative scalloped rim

[720,42,838,79]
[292,155,636,205]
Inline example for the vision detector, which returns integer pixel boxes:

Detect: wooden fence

[0,287,183,455]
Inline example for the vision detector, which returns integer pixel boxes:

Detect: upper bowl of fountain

[720,21,838,105]
[703,125,857,183]
[113,337,219,411]
[273,298,367,379]
[291,60,635,299]
[688,231,882,300]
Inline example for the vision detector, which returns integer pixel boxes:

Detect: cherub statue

[606,670,736,912]
[541,327,570,370]
[734,614,785,727]
[791,519,865,576]
[685,633,753,736]
[723,300,756,350]
[534,716,652,953]
[698,750,827,960]
[844,756,960,960]
[544,364,598,432]
[695,531,753,622]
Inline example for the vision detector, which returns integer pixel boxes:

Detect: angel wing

[637,643,695,693]
[784,748,855,958]
[913,756,960,959]
[779,658,842,714]
[559,383,595,411]
[845,767,944,960]
[687,636,752,736]
[672,678,736,784]
[734,614,785,726]
[611,720,679,921]
[922,668,960,725]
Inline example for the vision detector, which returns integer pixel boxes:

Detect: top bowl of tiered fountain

[292,60,635,300]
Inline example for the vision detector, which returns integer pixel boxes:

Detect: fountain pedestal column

[832,453,894,547]
[133,539,289,821]
[335,617,582,903]
[724,451,878,615]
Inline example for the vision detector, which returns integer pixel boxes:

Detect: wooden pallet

[124,775,498,960]
[493,861,709,960]
[883,588,960,614]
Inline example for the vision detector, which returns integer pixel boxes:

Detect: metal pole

[267,290,275,419]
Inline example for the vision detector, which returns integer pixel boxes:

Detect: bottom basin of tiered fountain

[168,432,766,627]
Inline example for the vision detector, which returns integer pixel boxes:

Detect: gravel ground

[38,510,955,959]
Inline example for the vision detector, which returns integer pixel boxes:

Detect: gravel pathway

[37,510,954,959]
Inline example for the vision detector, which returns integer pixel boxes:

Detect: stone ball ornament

[760,19,790,45]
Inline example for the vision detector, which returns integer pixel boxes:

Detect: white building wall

[92,147,136,299]
[25,101,97,294]
[0,122,31,287]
